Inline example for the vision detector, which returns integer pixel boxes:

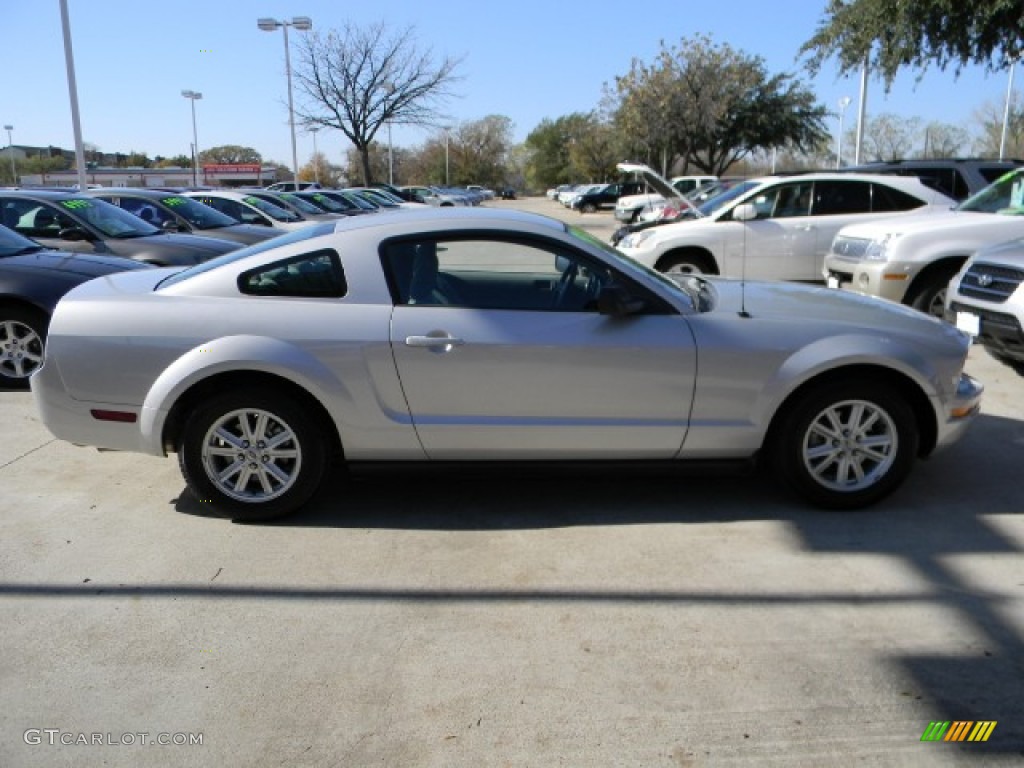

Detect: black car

[499,187,517,200]
[0,223,151,388]
[570,182,646,213]
[86,188,278,246]
[839,158,1024,202]
[292,190,373,216]
[0,190,238,266]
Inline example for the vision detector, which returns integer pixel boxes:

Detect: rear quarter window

[238,249,346,298]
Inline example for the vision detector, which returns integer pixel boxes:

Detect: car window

[0,199,76,237]
[195,196,248,223]
[870,183,929,212]
[115,197,176,228]
[812,180,872,215]
[238,249,346,298]
[157,196,239,229]
[383,236,616,312]
[57,197,160,238]
[744,182,813,219]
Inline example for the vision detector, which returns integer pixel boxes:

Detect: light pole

[308,126,320,184]
[1000,59,1018,160]
[3,125,14,184]
[257,16,312,183]
[181,90,202,186]
[836,96,851,168]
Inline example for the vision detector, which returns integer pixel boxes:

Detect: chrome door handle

[405,334,465,348]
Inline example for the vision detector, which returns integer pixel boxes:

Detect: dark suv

[841,158,1023,201]
[570,182,646,213]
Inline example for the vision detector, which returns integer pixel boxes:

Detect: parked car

[291,190,371,216]
[499,187,517,200]
[266,181,321,192]
[183,190,311,231]
[467,185,496,200]
[616,167,956,281]
[823,168,1024,317]
[839,158,1023,202]
[615,174,717,222]
[368,182,419,202]
[33,208,981,521]
[0,190,238,266]
[348,187,426,210]
[946,238,1024,375]
[401,186,467,207]
[570,183,649,212]
[86,188,278,246]
[0,223,151,387]
[239,190,343,222]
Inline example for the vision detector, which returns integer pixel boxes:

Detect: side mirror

[732,203,758,222]
[597,284,646,317]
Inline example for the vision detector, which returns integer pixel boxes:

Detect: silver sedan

[32,208,982,521]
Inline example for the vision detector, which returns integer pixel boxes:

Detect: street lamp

[1000,59,1018,160]
[308,125,320,184]
[836,96,851,169]
[181,90,202,186]
[3,125,14,184]
[257,16,312,183]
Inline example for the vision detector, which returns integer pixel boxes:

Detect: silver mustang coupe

[32,208,982,521]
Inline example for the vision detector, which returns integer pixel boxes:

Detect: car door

[721,180,818,281]
[386,234,697,459]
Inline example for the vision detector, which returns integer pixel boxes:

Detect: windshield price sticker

[60,200,92,210]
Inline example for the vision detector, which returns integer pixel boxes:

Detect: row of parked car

[559,159,1024,377]
[0,180,500,387]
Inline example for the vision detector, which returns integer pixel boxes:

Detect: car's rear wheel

[0,306,47,389]
[178,389,327,521]
[771,380,919,509]
[581,202,597,214]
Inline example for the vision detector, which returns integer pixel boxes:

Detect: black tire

[629,209,642,224]
[770,379,919,510]
[581,202,597,214]
[0,305,48,389]
[986,348,1024,376]
[908,267,958,318]
[657,254,711,276]
[178,388,328,522]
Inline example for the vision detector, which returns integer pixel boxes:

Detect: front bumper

[823,256,921,304]
[947,300,1024,364]
[934,372,984,452]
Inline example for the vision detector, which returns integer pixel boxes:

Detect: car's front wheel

[0,306,47,389]
[178,389,328,521]
[771,380,919,509]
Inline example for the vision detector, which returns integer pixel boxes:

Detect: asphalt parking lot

[2,198,1023,767]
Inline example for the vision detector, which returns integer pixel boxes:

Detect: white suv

[946,239,1024,375]
[616,168,954,282]
[824,168,1024,317]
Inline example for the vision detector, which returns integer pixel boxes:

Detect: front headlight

[620,230,657,249]
[864,233,900,261]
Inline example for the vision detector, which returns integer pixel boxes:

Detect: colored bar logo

[921,721,996,742]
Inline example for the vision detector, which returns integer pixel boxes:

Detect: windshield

[697,180,761,216]
[298,192,351,213]
[340,191,379,211]
[157,221,336,288]
[239,195,304,222]
[569,224,693,301]
[59,197,161,238]
[0,223,44,256]
[957,170,1024,214]
[275,193,329,215]
[157,195,240,229]
[355,189,400,207]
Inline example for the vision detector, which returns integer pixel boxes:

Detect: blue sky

[3,0,1016,166]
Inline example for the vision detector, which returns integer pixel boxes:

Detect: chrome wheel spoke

[803,398,898,493]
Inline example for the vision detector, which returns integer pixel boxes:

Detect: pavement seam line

[0,439,56,471]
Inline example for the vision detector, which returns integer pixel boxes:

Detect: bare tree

[971,91,1024,158]
[920,121,969,158]
[292,22,462,184]
[861,113,921,161]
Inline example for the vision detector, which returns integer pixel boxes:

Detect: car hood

[616,162,691,207]
[832,209,1023,240]
[707,277,969,347]
[103,233,238,264]
[0,248,150,277]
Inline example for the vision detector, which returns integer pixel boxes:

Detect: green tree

[524,113,599,189]
[154,155,192,168]
[610,35,828,176]
[293,21,461,185]
[448,115,513,187]
[198,145,262,164]
[800,0,1024,85]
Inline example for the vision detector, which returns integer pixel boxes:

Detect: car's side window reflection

[383,237,614,312]
[238,249,346,298]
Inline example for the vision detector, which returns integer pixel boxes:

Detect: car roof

[85,188,175,199]
[327,205,568,236]
[0,189,90,201]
